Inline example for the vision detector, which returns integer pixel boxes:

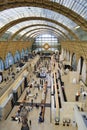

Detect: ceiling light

[74,26,80,29]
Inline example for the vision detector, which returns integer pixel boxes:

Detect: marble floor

[0,73,78,130]
[0,60,86,130]
[0,87,78,130]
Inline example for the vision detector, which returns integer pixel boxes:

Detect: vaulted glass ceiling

[0,7,77,32]
[31,32,58,39]
[35,34,58,45]
[51,0,87,19]
[7,21,68,35]
[18,26,63,37]
[0,0,86,41]
[33,33,58,52]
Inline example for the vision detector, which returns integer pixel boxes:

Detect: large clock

[43,43,50,50]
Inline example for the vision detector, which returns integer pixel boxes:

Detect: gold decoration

[43,43,50,50]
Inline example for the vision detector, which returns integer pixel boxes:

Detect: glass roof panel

[28,30,60,38]
[34,34,59,47]
[31,31,59,38]
[0,7,77,30]
[7,20,68,34]
[21,27,61,37]
[51,0,87,19]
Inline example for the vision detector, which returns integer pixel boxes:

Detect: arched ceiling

[18,27,66,41]
[0,0,86,29]
[9,24,70,41]
[7,20,69,35]
[0,17,79,40]
[27,31,66,41]
[25,30,63,41]
[13,25,70,41]
[0,0,86,41]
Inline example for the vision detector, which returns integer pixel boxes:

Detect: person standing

[18,117,21,123]
[29,120,31,127]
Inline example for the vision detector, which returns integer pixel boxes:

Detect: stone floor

[0,60,86,130]
[0,85,78,130]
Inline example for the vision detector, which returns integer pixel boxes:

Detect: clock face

[43,43,50,50]
[45,44,49,49]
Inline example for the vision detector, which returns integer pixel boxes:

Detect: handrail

[58,80,64,104]
[54,72,60,120]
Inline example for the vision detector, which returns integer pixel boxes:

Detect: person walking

[18,117,21,123]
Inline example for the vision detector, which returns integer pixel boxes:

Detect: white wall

[82,61,86,83]
[77,59,81,74]
[66,51,70,61]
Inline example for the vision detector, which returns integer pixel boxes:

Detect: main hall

[0,1,87,130]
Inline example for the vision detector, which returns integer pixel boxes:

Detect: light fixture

[74,26,80,30]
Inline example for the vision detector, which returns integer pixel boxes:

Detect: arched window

[82,61,86,83]
[14,51,21,63]
[25,49,28,56]
[0,59,4,71]
[21,49,25,59]
[64,49,67,59]
[4,52,14,69]
[66,51,70,61]
[77,57,84,75]
[71,53,77,71]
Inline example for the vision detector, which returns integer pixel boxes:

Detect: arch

[25,49,29,56]
[14,50,21,63]
[71,53,77,71]
[19,28,65,41]
[27,31,60,42]
[66,51,70,61]
[0,17,79,40]
[82,60,86,83]
[0,1,86,30]
[20,49,25,60]
[28,31,60,40]
[27,29,68,41]
[19,27,66,41]
[0,58,4,83]
[63,49,67,60]
[0,58,4,71]
[77,56,84,75]
[23,31,60,41]
[10,24,70,41]
[23,48,29,62]
[28,30,65,45]
[61,48,64,56]
[4,52,14,69]
[69,52,72,66]
[61,48,64,58]
[59,49,64,62]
